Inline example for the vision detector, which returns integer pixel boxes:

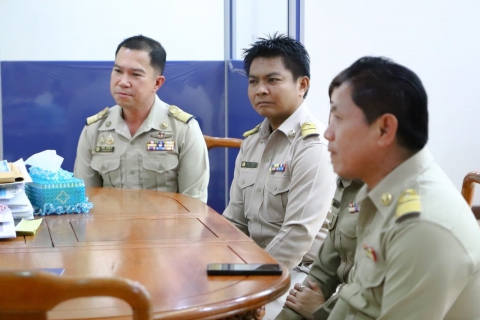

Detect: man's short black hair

[116,35,167,75]
[243,33,310,97]
[329,56,428,152]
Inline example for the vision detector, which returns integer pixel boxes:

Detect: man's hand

[284,279,326,320]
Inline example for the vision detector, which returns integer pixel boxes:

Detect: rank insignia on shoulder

[363,244,377,262]
[348,202,359,213]
[86,107,110,125]
[395,188,421,223]
[243,124,261,138]
[269,163,286,173]
[301,121,319,139]
[241,161,258,168]
[169,105,195,123]
[95,146,114,153]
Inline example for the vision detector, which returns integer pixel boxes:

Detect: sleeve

[177,119,210,203]
[222,143,249,235]
[378,221,473,319]
[223,142,250,236]
[73,126,103,187]
[265,140,337,270]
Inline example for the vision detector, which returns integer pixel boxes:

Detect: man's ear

[153,75,165,92]
[375,113,398,147]
[298,76,310,97]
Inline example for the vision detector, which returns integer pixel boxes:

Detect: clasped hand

[284,278,326,320]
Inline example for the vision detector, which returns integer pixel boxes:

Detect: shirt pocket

[142,154,179,190]
[356,246,386,306]
[265,175,290,223]
[237,170,256,206]
[90,156,121,187]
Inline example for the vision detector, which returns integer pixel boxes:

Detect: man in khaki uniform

[323,57,480,319]
[74,35,209,202]
[222,34,336,319]
[276,178,363,320]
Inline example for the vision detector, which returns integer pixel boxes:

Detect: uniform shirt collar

[258,100,311,140]
[98,95,169,133]
[357,147,434,217]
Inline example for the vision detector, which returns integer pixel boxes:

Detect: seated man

[276,177,363,320]
[222,34,336,317]
[324,57,480,319]
[74,35,209,202]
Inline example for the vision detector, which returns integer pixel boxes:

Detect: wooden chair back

[204,135,242,150]
[0,270,152,320]
[461,171,480,208]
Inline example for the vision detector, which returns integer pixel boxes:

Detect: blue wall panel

[1,61,227,212]
[226,60,263,189]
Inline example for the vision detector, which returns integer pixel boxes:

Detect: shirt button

[344,202,349,207]
[130,170,135,175]
[254,218,258,222]
[241,180,245,185]
[260,140,264,144]
[274,186,277,191]
[264,158,269,163]
[256,187,262,192]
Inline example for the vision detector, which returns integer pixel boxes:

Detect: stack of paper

[0,159,34,220]
[0,205,16,239]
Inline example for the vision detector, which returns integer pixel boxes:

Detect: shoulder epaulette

[169,105,195,123]
[86,107,109,125]
[395,188,421,223]
[243,124,261,138]
[301,121,320,139]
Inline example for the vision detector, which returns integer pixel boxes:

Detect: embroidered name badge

[269,163,286,173]
[147,141,175,151]
[348,202,359,213]
[363,244,377,262]
[241,161,258,168]
[95,146,114,153]
[332,199,341,209]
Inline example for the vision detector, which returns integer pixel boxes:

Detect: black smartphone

[207,263,282,276]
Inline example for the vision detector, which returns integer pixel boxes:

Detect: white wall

[304,0,480,205]
[233,0,288,59]
[0,0,224,61]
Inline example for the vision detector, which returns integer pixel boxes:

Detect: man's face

[248,56,308,129]
[110,47,163,111]
[324,82,378,180]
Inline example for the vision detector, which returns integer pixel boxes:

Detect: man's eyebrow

[112,64,146,74]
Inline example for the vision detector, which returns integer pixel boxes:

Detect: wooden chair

[204,135,243,150]
[461,171,480,208]
[0,270,152,320]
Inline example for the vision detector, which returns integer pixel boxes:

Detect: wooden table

[0,188,290,319]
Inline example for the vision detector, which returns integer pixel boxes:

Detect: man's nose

[119,74,130,87]
[256,82,268,95]
[324,125,334,141]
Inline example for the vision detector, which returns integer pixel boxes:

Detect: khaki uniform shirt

[223,102,337,270]
[329,147,480,320]
[74,96,209,202]
[276,178,363,320]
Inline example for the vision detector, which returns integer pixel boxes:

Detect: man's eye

[249,80,257,84]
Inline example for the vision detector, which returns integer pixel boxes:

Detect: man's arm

[265,140,336,270]
[74,126,103,187]
[222,144,249,235]
[379,221,472,319]
[177,120,209,203]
